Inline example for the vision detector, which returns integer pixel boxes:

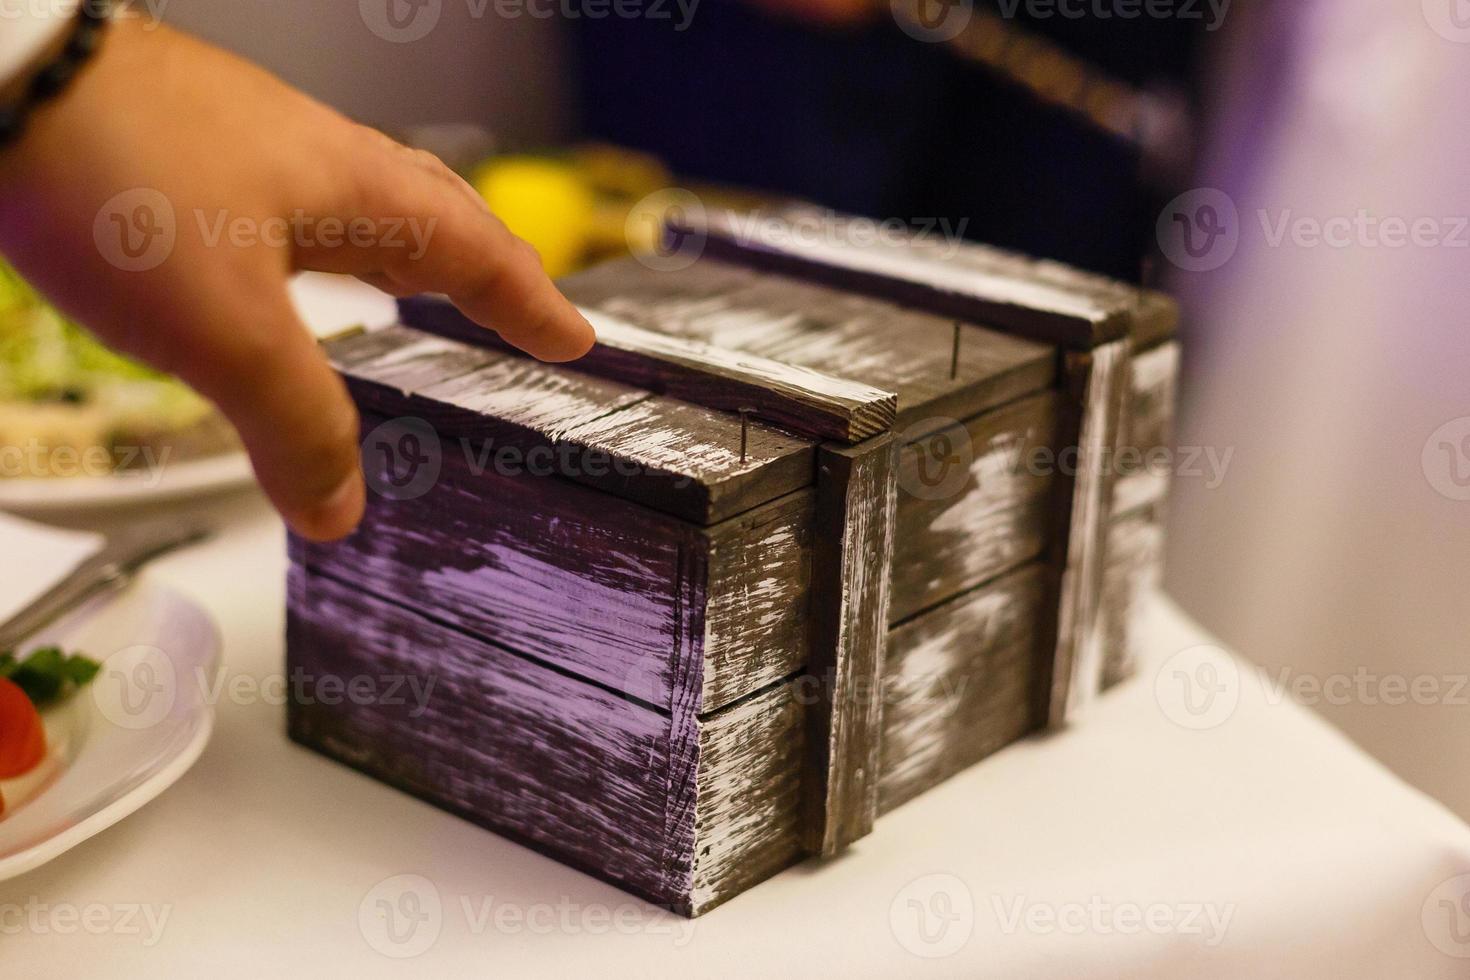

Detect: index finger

[296,135,597,362]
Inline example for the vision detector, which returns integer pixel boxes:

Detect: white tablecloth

[5,277,1470,978]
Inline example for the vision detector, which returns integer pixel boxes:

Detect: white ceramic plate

[0,451,254,512]
[0,582,220,881]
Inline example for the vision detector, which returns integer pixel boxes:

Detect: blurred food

[0,676,46,783]
[471,155,596,279]
[0,262,239,480]
[453,141,794,278]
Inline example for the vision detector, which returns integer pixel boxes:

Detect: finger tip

[289,470,366,542]
[538,316,597,363]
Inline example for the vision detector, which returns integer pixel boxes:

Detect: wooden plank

[398,293,898,443]
[1046,340,1132,726]
[878,564,1047,814]
[688,206,1130,349]
[1112,340,1181,517]
[701,491,814,712]
[890,392,1061,623]
[286,566,694,907]
[297,409,814,715]
[1100,507,1165,690]
[560,257,1056,428]
[286,567,808,916]
[329,325,816,525]
[557,398,815,524]
[689,682,806,916]
[802,435,896,856]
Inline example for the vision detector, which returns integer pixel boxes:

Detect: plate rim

[0,451,253,510]
[0,584,222,882]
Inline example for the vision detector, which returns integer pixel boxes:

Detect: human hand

[0,20,595,540]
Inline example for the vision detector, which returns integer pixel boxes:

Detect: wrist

[0,1,114,148]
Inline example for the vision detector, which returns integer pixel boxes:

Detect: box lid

[327,324,821,524]
[558,257,1057,433]
[685,205,1179,351]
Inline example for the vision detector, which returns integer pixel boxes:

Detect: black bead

[67,23,105,60]
[31,60,79,100]
[0,108,24,147]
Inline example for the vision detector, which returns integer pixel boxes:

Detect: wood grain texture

[286,566,694,905]
[690,681,807,915]
[1100,507,1165,690]
[397,293,898,443]
[1047,340,1132,727]
[802,435,896,855]
[1100,338,1179,688]
[890,392,1062,623]
[329,324,816,525]
[297,410,814,715]
[286,567,808,916]
[688,206,1132,349]
[702,491,815,712]
[559,257,1056,428]
[878,564,1047,813]
[1112,340,1181,517]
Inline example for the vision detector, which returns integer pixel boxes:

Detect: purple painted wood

[297,410,815,715]
[879,563,1047,813]
[328,325,817,525]
[286,566,807,916]
[559,257,1056,428]
[891,391,1063,623]
[802,434,896,855]
[684,207,1130,349]
[397,294,898,443]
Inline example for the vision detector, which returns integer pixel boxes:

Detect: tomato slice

[0,677,46,779]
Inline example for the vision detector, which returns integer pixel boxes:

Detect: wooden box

[285,207,1178,915]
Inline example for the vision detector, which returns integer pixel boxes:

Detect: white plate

[0,451,254,511]
[0,582,221,881]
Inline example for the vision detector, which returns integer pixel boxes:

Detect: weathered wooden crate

[285,210,1177,915]
[685,204,1181,711]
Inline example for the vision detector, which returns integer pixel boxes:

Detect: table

[6,278,1470,978]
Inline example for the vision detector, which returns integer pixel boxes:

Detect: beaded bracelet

[0,1,114,149]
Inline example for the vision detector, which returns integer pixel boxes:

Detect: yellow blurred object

[471,157,595,279]
[570,143,672,200]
